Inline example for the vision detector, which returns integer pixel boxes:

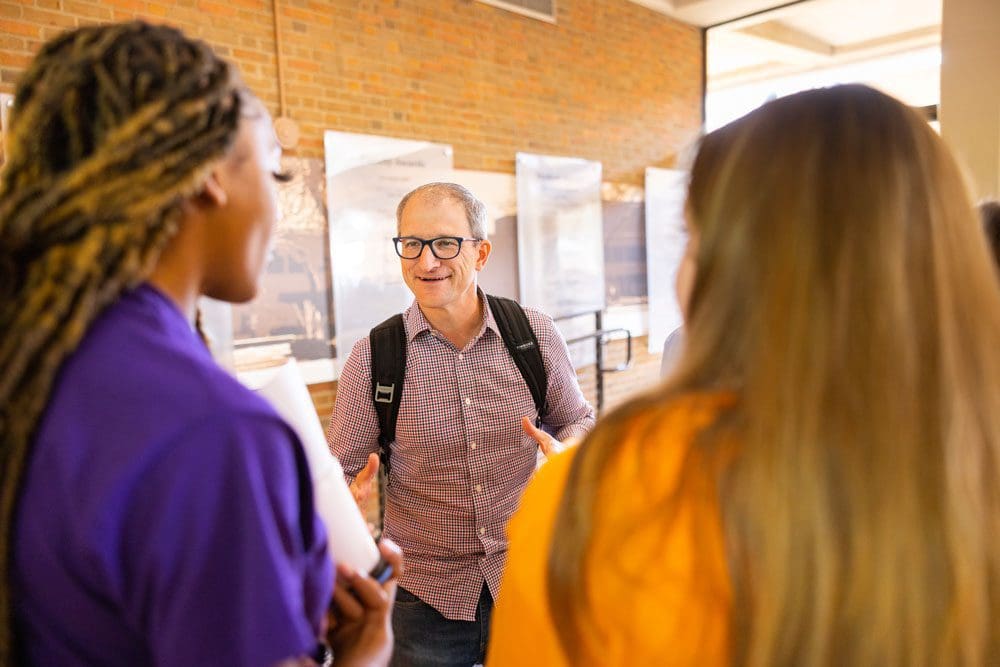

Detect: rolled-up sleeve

[326,337,381,484]
[530,312,596,442]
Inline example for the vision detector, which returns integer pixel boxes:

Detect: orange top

[487,393,734,666]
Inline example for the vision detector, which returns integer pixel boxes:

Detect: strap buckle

[374,382,395,403]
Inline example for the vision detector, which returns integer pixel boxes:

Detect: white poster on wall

[325,131,453,371]
[450,169,519,301]
[516,152,605,366]
[516,152,605,315]
[230,156,336,385]
[644,167,689,355]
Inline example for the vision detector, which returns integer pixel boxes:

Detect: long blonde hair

[549,84,1000,665]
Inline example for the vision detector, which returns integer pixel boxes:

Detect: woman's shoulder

[520,391,734,510]
[590,391,734,664]
[79,286,282,425]
[631,390,735,437]
[605,390,736,473]
[511,446,579,538]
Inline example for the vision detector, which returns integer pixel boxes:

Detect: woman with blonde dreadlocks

[489,84,1000,666]
[0,22,399,666]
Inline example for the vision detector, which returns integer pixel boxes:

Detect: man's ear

[195,172,228,208]
[475,239,492,271]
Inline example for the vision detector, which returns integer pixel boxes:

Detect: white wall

[940,0,1000,199]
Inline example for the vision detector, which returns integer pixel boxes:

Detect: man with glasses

[327,182,595,666]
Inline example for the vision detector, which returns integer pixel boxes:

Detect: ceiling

[630,0,942,108]
[629,0,812,27]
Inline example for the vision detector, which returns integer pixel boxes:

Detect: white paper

[252,359,380,574]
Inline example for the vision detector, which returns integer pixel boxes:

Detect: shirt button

[475,484,482,493]
[464,397,471,405]
[458,353,464,361]
[479,527,486,535]
[470,442,477,450]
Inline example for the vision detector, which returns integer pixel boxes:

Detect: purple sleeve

[326,337,381,484]
[122,413,332,667]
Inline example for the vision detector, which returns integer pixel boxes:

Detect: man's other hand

[349,453,379,509]
[521,416,565,458]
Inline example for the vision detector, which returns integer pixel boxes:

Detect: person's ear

[195,172,228,209]
[475,239,492,271]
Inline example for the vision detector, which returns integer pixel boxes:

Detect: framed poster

[516,153,605,367]
[450,169,519,301]
[325,131,453,370]
[515,152,605,317]
[230,156,335,384]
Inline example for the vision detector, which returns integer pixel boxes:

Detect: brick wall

[1,0,702,422]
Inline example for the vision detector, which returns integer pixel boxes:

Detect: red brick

[2,52,32,68]
[103,0,146,12]
[62,1,113,20]
[0,34,26,51]
[142,3,170,17]
[197,0,237,18]
[0,19,41,38]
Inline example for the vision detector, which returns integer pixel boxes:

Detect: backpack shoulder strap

[369,313,406,475]
[486,294,548,422]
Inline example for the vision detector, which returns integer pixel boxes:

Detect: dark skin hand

[327,539,404,667]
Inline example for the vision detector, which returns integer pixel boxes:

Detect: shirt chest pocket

[475,371,539,424]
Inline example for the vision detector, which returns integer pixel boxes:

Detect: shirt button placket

[462,349,485,541]
[469,433,484,539]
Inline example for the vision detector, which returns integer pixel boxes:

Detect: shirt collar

[402,288,500,343]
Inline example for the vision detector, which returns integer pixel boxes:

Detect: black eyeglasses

[392,236,481,260]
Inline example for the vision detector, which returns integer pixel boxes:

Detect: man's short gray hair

[396,182,488,240]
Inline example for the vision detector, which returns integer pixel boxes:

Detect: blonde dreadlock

[0,21,243,661]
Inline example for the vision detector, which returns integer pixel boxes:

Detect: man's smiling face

[397,194,491,316]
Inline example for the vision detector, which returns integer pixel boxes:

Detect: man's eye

[435,239,459,249]
[272,171,293,183]
[403,240,422,250]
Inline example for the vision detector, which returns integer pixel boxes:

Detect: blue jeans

[390,584,493,667]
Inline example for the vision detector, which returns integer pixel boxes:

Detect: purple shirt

[13,284,331,666]
[327,291,594,621]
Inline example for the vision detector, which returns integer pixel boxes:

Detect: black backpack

[369,294,547,478]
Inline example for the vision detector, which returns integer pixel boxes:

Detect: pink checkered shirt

[326,291,595,621]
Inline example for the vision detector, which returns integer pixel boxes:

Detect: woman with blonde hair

[488,84,1000,666]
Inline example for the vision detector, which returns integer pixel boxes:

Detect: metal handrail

[556,309,634,413]
[565,327,633,373]
[554,308,604,322]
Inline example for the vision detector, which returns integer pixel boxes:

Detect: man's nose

[416,244,440,269]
